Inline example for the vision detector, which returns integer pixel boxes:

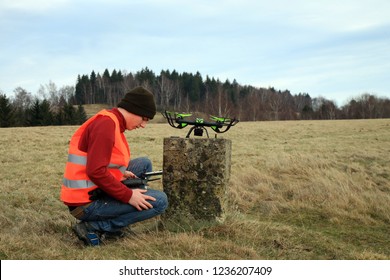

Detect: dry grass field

[0,118,389,260]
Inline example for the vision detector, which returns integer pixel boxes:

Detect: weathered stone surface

[162,137,232,231]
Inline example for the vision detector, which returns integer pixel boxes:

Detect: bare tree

[247,87,259,121]
[157,73,176,108]
[37,81,60,105]
[58,85,75,104]
[358,93,377,118]
[12,87,32,109]
[122,71,137,92]
[268,91,283,120]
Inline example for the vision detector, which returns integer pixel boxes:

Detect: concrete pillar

[162,137,232,231]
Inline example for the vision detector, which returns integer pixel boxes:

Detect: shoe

[100,227,138,241]
[72,222,100,246]
[100,230,127,241]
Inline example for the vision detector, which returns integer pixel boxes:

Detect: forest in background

[1,67,390,127]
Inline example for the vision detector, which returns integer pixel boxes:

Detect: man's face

[125,113,149,130]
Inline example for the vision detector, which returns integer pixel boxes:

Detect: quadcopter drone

[162,111,239,138]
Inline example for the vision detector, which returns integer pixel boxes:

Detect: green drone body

[162,111,239,138]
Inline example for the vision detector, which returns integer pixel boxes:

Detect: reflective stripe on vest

[62,178,96,189]
[68,154,86,165]
[67,154,127,173]
[63,153,127,190]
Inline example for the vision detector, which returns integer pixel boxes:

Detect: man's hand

[122,170,137,180]
[129,189,156,211]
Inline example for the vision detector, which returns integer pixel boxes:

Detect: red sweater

[77,108,132,204]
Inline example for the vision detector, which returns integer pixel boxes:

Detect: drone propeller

[210,115,230,123]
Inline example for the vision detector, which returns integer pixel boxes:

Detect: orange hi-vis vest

[60,110,130,204]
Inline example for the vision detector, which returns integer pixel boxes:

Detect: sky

[1,0,389,106]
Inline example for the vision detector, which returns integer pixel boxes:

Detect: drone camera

[194,127,204,136]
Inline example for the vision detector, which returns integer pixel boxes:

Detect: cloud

[0,0,389,105]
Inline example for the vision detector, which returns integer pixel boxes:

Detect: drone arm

[210,118,239,133]
[163,111,188,129]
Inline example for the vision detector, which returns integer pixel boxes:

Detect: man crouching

[60,86,168,246]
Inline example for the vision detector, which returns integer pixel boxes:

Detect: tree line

[73,68,390,121]
[0,86,87,127]
[1,67,390,127]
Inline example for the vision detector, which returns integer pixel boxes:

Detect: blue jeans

[79,157,168,233]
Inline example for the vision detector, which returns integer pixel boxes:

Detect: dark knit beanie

[117,86,156,119]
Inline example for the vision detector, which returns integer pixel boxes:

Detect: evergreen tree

[182,72,201,103]
[117,70,124,81]
[103,69,111,80]
[25,99,54,126]
[40,99,54,125]
[90,70,97,102]
[0,94,14,127]
[75,75,91,104]
[136,67,156,87]
[75,75,84,104]
[62,102,76,125]
[75,104,87,124]
[54,109,64,125]
[27,99,43,126]
[111,69,119,82]
[301,105,313,120]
